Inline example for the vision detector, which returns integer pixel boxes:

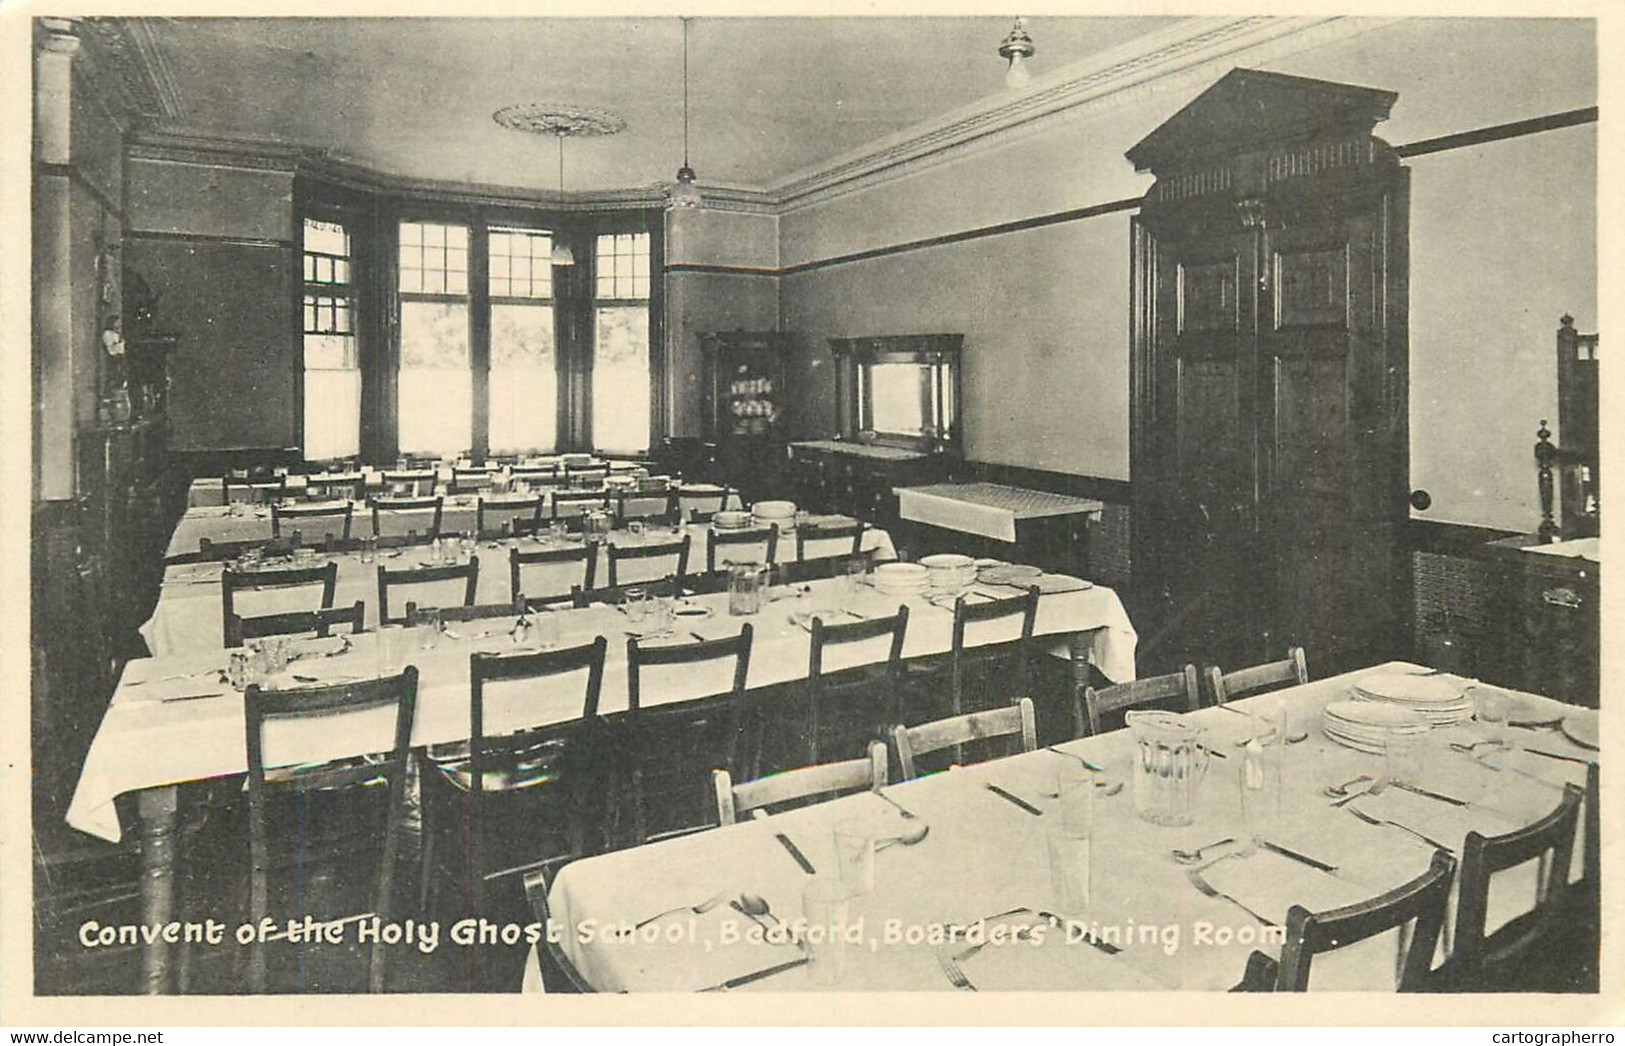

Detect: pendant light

[668,16,703,210]
[998,16,1035,89]
[552,133,575,267]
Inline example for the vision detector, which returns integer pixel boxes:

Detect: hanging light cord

[557,133,565,193]
[682,17,689,168]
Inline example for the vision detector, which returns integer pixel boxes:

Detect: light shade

[551,239,575,267]
[998,17,1035,90]
[668,164,703,210]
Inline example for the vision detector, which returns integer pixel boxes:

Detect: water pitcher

[1125,709,1211,826]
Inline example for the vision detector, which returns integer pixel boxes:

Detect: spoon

[735,894,791,940]
[1171,837,1237,865]
[876,821,931,851]
[1449,739,1507,755]
[1285,731,1309,745]
[1323,773,1373,798]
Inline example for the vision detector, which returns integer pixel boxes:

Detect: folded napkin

[1196,848,1371,926]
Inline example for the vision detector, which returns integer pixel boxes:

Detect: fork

[1186,867,1276,927]
[935,950,977,991]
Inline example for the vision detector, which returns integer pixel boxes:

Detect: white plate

[1033,574,1094,594]
[1354,673,1467,705]
[1323,699,1430,729]
[1561,714,1599,750]
[920,553,975,570]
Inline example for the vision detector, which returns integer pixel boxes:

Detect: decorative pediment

[1126,67,1396,176]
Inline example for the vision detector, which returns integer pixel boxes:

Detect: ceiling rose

[492,103,626,137]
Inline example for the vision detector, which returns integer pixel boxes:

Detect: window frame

[296,211,362,463]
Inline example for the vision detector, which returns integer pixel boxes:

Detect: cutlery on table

[696,956,809,992]
[1033,910,1123,955]
[1388,780,1468,807]
[774,832,816,875]
[984,782,1043,816]
[875,821,931,851]
[734,894,793,941]
[1170,837,1237,865]
[935,950,976,991]
[1044,745,1104,773]
[1524,747,1592,766]
[1257,839,1339,873]
[1449,739,1508,755]
[1186,867,1277,927]
[875,789,920,820]
[1343,805,1454,853]
[1323,774,1374,799]
[158,691,227,704]
[620,891,731,934]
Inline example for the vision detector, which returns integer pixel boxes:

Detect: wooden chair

[476,495,543,540]
[422,639,609,910]
[226,600,365,648]
[271,500,354,543]
[707,524,779,572]
[936,587,1040,717]
[805,606,909,763]
[1207,647,1308,706]
[243,667,418,993]
[1239,849,1457,991]
[607,534,691,588]
[551,491,612,520]
[623,625,754,845]
[676,485,733,523]
[564,462,611,485]
[509,465,563,487]
[450,467,497,495]
[300,473,366,502]
[380,469,437,497]
[224,476,285,505]
[523,863,595,993]
[1076,664,1200,738]
[772,548,879,585]
[195,537,280,562]
[713,742,888,827]
[370,495,443,542]
[376,556,480,625]
[510,543,598,609]
[796,520,865,561]
[221,562,338,647]
[1443,782,1584,991]
[892,698,1037,780]
[571,577,683,608]
[615,489,674,523]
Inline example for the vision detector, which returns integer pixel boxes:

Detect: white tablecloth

[145,521,892,656]
[73,574,1136,843]
[546,665,1595,992]
[895,483,1104,543]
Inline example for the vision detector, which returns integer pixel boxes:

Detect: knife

[1259,839,1339,873]
[697,956,810,992]
[1523,747,1592,767]
[1392,781,1468,807]
[774,832,816,875]
[984,782,1043,816]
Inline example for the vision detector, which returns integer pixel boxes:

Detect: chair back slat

[271,501,354,542]
[715,742,887,826]
[676,486,733,522]
[892,698,1036,780]
[796,521,865,561]
[376,556,480,625]
[616,491,673,522]
[1207,647,1308,705]
[552,492,612,519]
[228,600,365,648]
[1078,665,1199,738]
[477,495,544,539]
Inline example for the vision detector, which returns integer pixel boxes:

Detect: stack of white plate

[1322,700,1431,754]
[1350,672,1473,726]
[752,500,797,532]
[919,553,977,594]
[712,509,753,531]
[870,562,930,597]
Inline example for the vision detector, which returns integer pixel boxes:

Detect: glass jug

[727,561,768,616]
[582,509,613,541]
[1125,709,1211,827]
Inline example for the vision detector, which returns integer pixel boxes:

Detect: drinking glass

[227,650,254,691]
[839,556,868,612]
[1057,764,1096,834]
[377,624,408,673]
[801,877,851,987]
[1249,701,1287,746]
[1474,688,1508,747]
[645,597,675,639]
[549,520,569,544]
[533,609,560,650]
[624,586,649,628]
[794,509,811,532]
[413,606,442,651]
[627,519,646,539]
[1046,820,1092,917]
[833,815,877,896]
[1383,727,1424,788]
[358,535,376,564]
[459,532,477,562]
[1239,735,1283,848]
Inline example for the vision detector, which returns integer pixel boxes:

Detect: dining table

[149,512,849,656]
[72,568,1139,993]
[533,663,1597,993]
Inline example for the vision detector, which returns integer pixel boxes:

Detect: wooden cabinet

[1127,69,1411,676]
[698,331,792,502]
[787,440,949,530]
[1482,538,1599,708]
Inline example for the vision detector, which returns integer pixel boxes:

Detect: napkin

[1196,848,1370,927]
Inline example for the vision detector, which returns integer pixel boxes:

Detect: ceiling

[137,16,1177,194]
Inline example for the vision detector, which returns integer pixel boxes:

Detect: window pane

[592,305,650,454]
[869,363,929,436]
[594,232,650,300]
[399,301,471,456]
[304,369,361,461]
[490,303,557,454]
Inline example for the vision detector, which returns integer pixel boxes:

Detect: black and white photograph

[7,1,1615,1024]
